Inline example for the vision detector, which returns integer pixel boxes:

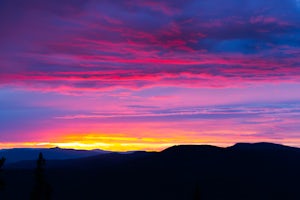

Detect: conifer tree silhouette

[31,153,52,200]
[193,183,201,200]
[0,157,5,171]
[37,153,46,172]
[0,157,5,191]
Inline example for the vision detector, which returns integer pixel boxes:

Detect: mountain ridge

[0,147,111,164]
[1,142,300,199]
[1,142,299,165]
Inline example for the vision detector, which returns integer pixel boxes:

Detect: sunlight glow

[1,133,300,151]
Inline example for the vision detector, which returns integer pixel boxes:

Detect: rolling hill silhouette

[0,147,110,164]
[1,143,299,200]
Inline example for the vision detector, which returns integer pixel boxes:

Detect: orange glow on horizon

[1,132,300,151]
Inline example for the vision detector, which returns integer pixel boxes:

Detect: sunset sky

[1,0,300,151]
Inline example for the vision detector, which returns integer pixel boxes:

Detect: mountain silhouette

[1,143,299,200]
[0,147,110,164]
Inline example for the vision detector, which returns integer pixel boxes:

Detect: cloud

[0,0,299,91]
[1,0,300,150]
[2,95,300,149]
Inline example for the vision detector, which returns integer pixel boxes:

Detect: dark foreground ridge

[0,142,300,200]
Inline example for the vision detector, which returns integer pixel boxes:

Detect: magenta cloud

[0,0,299,91]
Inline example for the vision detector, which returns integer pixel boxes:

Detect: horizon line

[1,141,299,152]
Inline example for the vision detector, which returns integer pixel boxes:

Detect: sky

[0,0,300,151]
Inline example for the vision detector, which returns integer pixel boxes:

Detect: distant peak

[229,142,289,150]
[162,144,222,153]
[233,142,281,146]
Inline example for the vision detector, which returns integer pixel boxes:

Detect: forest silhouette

[0,143,300,200]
